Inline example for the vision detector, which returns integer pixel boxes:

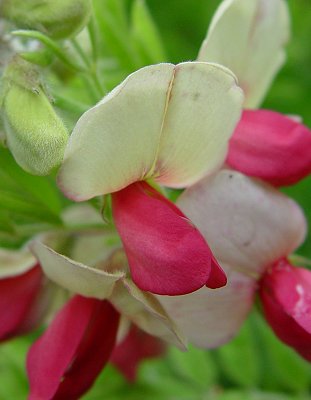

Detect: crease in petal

[159,264,256,348]
[198,0,290,108]
[153,62,243,187]
[112,181,225,295]
[178,170,307,277]
[227,109,311,186]
[27,295,120,400]
[260,259,311,361]
[30,241,125,299]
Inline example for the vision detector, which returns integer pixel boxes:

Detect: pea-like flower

[58,61,244,295]
[198,0,311,184]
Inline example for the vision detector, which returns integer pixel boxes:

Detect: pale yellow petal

[154,62,243,187]
[58,64,175,200]
[110,278,187,350]
[58,62,243,200]
[198,0,290,108]
[0,247,35,278]
[30,241,125,299]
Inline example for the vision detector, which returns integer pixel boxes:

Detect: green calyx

[1,57,69,175]
[1,0,92,40]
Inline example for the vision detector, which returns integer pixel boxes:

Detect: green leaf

[0,337,30,400]
[19,49,54,67]
[216,317,261,388]
[251,312,311,393]
[92,0,138,70]
[0,147,63,217]
[167,344,217,389]
[131,0,167,65]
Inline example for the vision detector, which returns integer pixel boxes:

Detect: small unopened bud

[1,0,92,40]
[1,57,69,175]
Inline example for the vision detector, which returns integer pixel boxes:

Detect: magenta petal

[27,295,120,400]
[112,182,224,295]
[111,325,165,382]
[0,265,42,341]
[259,258,311,361]
[205,256,227,289]
[227,109,311,186]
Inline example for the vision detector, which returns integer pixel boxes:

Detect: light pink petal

[159,264,256,348]
[112,181,226,295]
[260,259,311,361]
[27,295,119,400]
[227,109,311,186]
[178,170,306,277]
[0,264,42,341]
[111,325,165,382]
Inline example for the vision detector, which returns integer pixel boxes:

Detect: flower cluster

[0,0,311,398]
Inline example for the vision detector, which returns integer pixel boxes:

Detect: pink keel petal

[227,109,311,186]
[112,182,225,295]
[27,295,120,400]
[205,256,227,289]
[111,325,165,382]
[260,259,311,361]
[0,264,42,341]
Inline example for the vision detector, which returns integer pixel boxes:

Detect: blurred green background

[1,0,311,399]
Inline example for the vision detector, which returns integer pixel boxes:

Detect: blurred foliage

[1,0,311,399]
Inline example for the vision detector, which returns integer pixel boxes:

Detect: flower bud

[259,258,311,361]
[1,57,69,175]
[1,0,92,40]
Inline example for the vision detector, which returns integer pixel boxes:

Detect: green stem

[289,254,311,267]
[53,93,90,115]
[11,30,86,72]
[88,18,99,62]
[71,38,92,68]
[71,38,106,99]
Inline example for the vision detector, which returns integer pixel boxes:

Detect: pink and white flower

[57,61,244,295]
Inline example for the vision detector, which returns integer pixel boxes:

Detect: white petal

[110,278,187,350]
[178,170,306,277]
[30,242,125,299]
[159,265,255,348]
[58,62,243,200]
[198,0,290,108]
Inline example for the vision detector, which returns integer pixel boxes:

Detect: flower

[198,0,311,185]
[156,0,311,358]
[57,61,244,295]
[198,0,290,108]
[227,109,311,186]
[260,258,311,362]
[158,169,307,348]
[27,243,186,399]
[0,204,185,398]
